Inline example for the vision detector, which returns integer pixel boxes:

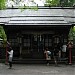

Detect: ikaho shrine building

[0,7,75,64]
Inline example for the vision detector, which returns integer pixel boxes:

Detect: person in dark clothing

[53,44,59,66]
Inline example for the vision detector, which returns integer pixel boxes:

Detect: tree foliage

[45,0,60,6]
[0,0,75,10]
[68,27,75,40]
[0,25,7,43]
[68,26,75,46]
[0,0,6,10]
[45,0,74,7]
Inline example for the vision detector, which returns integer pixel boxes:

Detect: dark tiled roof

[0,8,75,25]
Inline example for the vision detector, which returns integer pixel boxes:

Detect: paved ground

[0,63,75,75]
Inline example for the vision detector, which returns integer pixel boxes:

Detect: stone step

[12,58,68,64]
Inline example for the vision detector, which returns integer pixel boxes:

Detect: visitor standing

[44,48,51,65]
[7,47,13,69]
[62,43,67,58]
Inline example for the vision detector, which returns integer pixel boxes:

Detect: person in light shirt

[62,43,67,58]
[7,47,13,69]
[44,48,51,65]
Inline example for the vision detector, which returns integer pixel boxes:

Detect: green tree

[45,0,60,6]
[60,0,73,7]
[0,25,7,45]
[68,27,73,40]
[51,0,60,6]
[0,0,6,10]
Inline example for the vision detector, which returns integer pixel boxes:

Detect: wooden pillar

[69,48,72,64]
[5,46,8,64]
[19,37,22,59]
